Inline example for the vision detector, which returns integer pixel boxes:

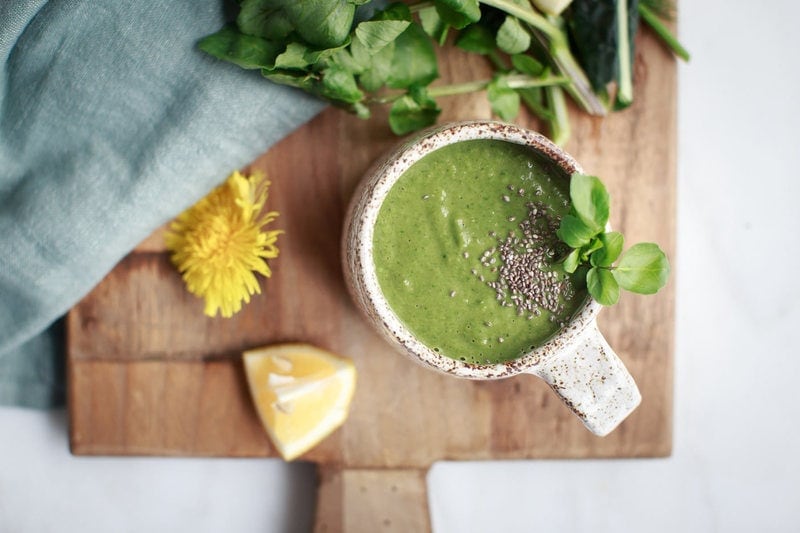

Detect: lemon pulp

[243,343,356,461]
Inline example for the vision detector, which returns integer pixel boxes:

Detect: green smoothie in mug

[372,139,588,365]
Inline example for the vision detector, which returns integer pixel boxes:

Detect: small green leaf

[487,77,520,121]
[386,23,438,89]
[388,89,441,135]
[304,39,350,65]
[563,248,581,273]
[556,214,597,248]
[358,42,395,91]
[434,0,481,30]
[237,0,292,40]
[587,267,619,305]
[455,25,495,55]
[354,20,410,53]
[284,1,356,48]
[320,65,364,103]
[331,48,365,74]
[199,26,281,70]
[496,16,531,55]
[349,31,371,67]
[579,236,604,261]
[612,243,670,294]
[570,173,610,231]
[273,42,312,70]
[591,231,624,267]
[375,2,414,21]
[511,54,544,76]
[419,6,449,45]
[261,69,316,91]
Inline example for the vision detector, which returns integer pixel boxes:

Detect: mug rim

[345,120,603,379]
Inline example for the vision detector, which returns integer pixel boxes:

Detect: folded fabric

[0,1,324,407]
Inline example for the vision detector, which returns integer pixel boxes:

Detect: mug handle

[529,320,641,436]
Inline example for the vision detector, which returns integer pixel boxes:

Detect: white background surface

[2,1,799,532]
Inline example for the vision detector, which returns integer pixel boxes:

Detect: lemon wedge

[243,343,356,461]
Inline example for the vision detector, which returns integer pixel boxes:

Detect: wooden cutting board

[67,29,675,532]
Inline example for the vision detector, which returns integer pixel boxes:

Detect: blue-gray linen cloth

[0,1,324,407]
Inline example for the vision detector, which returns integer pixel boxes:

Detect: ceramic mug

[342,120,640,436]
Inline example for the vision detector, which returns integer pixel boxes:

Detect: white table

[2,2,799,531]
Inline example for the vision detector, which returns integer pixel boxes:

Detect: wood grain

[67,28,675,463]
[314,468,431,533]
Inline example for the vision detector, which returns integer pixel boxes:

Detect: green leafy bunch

[199,0,688,143]
[557,174,669,305]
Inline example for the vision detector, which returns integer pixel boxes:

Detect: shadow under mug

[342,120,640,436]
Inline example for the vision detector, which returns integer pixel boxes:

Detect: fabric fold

[0,0,325,407]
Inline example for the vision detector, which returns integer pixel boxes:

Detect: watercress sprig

[198,0,688,144]
[557,174,669,305]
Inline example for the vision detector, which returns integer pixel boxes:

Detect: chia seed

[476,197,574,320]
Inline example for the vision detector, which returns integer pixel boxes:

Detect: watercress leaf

[237,0,292,40]
[511,54,544,76]
[386,23,438,89]
[409,85,437,106]
[434,0,481,30]
[612,243,670,294]
[587,267,620,306]
[563,248,581,274]
[305,38,351,65]
[591,231,624,267]
[349,31,371,67]
[572,263,590,290]
[579,236,604,261]
[570,173,610,232]
[419,7,450,45]
[496,16,531,55]
[273,42,312,70]
[284,1,356,48]
[454,24,496,55]
[358,41,395,91]
[556,214,596,248]
[388,91,441,135]
[261,69,316,91]
[355,19,410,53]
[199,26,281,70]
[331,48,365,75]
[487,77,520,121]
[374,2,413,22]
[320,65,364,103]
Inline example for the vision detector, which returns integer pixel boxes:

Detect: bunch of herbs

[557,174,669,305]
[199,0,688,144]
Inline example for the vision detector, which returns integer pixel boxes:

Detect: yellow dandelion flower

[165,171,281,318]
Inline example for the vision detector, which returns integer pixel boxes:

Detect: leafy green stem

[544,84,570,146]
[615,0,633,108]
[487,50,510,71]
[478,0,606,115]
[368,74,569,104]
[638,4,690,61]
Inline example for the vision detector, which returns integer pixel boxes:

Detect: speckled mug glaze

[342,121,640,436]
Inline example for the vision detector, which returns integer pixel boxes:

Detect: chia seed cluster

[477,186,576,326]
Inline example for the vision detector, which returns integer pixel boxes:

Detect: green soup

[372,139,588,364]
